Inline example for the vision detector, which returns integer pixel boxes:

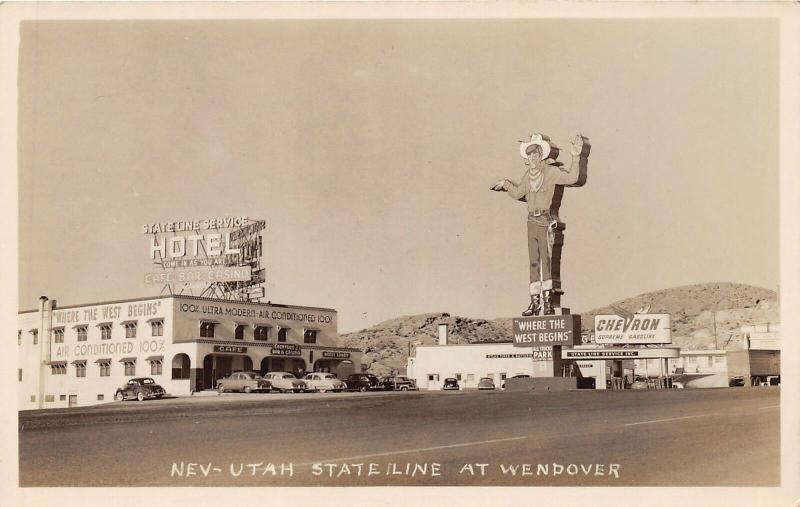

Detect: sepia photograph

[3,2,799,505]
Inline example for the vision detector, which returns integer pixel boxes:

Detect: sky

[17,19,779,333]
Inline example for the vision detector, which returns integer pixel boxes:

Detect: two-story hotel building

[18,295,362,410]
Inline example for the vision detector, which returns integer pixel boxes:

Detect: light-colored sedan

[263,372,308,393]
[303,372,348,393]
[477,377,496,390]
[217,371,271,393]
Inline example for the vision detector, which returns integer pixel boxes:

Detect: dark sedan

[115,377,165,402]
[345,373,381,392]
[442,378,460,391]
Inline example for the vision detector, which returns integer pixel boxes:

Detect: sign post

[512,314,580,377]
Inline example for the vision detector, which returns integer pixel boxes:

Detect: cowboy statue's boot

[523,281,543,317]
[542,290,555,315]
[522,294,541,317]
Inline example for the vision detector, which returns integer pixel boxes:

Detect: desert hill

[338,282,778,376]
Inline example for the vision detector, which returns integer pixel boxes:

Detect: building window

[278,328,288,342]
[30,395,36,402]
[125,323,137,338]
[427,374,439,382]
[97,394,104,401]
[50,364,66,375]
[455,373,462,381]
[714,356,724,365]
[500,372,507,381]
[235,324,246,340]
[123,360,136,376]
[686,356,697,364]
[45,395,55,403]
[254,326,270,341]
[303,329,317,344]
[18,330,21,346]
[60,395,67,401]
[466,374,475,382]
[100,324,112,340]
[151,320,164,337]
[99,361,111,377]
[53,328,65,343]
[200,321,216,338]
[150,359,163,376]
[31,329,38,345]
[77,326,88,342]
[75,361,87,378]
[18,369,22,382]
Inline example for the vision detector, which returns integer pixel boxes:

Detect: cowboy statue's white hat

[519,133,551,160]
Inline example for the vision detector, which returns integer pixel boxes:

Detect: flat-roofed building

[18,295,362,410]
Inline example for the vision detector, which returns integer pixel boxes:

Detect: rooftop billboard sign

[143,216,265,287]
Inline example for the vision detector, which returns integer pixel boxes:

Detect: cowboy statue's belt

[529,209,549,217]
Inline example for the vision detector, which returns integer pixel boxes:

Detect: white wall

[410,343,555,390]
[17,297,195,410]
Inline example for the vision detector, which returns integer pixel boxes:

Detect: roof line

[19,294,337,314]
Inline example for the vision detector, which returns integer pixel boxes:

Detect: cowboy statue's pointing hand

[490,179,509,192]
[570,134,584,157]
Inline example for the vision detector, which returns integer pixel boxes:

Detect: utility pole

[712,310,718,350]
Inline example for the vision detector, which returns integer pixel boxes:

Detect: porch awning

[145,355,163,362]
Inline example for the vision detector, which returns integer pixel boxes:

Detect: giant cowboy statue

[491,133,588,317]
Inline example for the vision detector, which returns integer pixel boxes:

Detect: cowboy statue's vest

[507,162,575,214]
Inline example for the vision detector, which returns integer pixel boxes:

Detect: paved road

[19,387,779,487]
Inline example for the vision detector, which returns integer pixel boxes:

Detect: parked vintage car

[477,377,496,390]
[381,375,418,391]
[442,378,460,391]
[263,372,308,393]
[217,371,272,393]
[303,372,347,393]
[115,377,165,402]
[344,373,382,392]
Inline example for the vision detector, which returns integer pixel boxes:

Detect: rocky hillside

[338,282,778,375]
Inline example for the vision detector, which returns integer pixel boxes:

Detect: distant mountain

[338,282,778,375]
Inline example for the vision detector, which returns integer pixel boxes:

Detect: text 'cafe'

[18,295,363,410]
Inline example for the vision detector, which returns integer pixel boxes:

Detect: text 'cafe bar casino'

[18,295,363,410]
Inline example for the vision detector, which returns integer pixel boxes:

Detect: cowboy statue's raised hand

[570,134,584,157]
[490,179,509,192]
